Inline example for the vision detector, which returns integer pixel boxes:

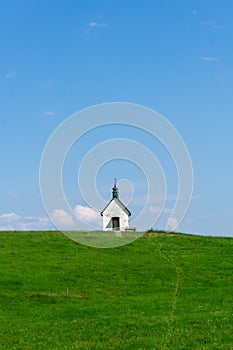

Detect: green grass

[0,231,233,349]
[65,230,143,248]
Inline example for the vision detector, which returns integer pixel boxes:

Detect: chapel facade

[101,179,131,231]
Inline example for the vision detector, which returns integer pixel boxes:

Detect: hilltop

[0,231,232,349]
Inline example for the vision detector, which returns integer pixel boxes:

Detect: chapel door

[112,217,120,230]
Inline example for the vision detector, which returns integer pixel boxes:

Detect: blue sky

[0,0,233,235]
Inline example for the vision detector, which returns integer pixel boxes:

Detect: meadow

[0,230,233,349]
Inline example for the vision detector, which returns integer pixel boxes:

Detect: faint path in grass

[154,237,184,349]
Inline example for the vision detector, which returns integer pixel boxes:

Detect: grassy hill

[0,231,233,349]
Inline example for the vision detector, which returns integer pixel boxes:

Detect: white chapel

[101,179,131,231]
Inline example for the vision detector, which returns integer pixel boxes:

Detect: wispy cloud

[88,22,108,28]
[0,212,51,231]
[5,69,16,79]
[43,111,56,116]
[163,208,173,214]
[86,19,109,37]
[149,206,160,214]
[200,56,219,62]
[0,212,20,220]
[201,20,224,29]
[192,10,198,15]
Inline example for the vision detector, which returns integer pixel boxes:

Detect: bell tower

[112,178,119,199]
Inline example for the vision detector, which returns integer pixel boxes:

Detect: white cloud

[88,22,108,28]
[200,56,219,62]
[167,217,178,231]
[89,22,97,27]
[0,205,101,231]
[0,212,52,231]
[201,20,223,29]
[43,111,56,116]
[163,208,173,214]
[86,20,109,37]
[149,206,160,214]
[74,205,101,225]
[0,212,19,220]
[51,209,74,228]
[5,69,16,79]
[192,10,198,15]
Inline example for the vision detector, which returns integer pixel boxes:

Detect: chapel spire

[112,178,119,199]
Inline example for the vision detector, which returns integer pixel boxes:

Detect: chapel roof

[100,179,131,217]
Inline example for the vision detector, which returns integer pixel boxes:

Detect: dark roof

[101,197,131,217]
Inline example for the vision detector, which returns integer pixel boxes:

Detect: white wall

[102,199,129,231]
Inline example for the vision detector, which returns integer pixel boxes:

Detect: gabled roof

[101,197,131,217]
